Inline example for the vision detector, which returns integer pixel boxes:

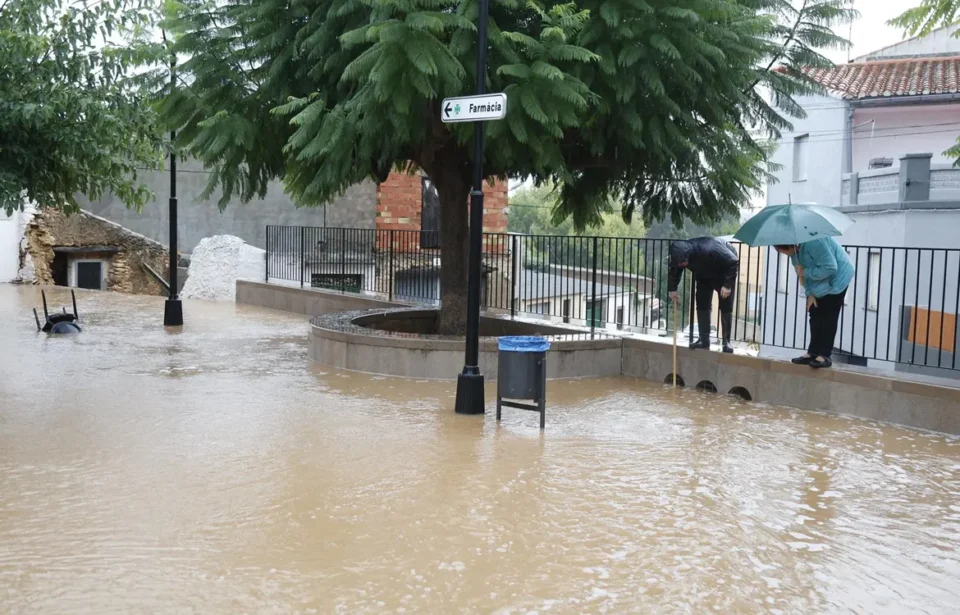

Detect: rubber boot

[720,312,734,353]
[689,311,712,349]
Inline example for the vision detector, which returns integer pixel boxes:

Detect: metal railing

[766,245,960,372]
[266,225,960,373]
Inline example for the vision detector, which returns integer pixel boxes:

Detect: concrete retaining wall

[239,280,960,434]
[236,280,402,316]
[622,338,960,434]
[308,326,622,381]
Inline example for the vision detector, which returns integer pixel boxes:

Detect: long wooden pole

[672,299,678,387]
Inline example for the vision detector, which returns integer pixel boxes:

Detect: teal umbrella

[733,203,853,246]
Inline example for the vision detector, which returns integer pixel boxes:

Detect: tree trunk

[431,165,471,335]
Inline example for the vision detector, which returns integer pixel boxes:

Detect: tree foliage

[154,0,853,332]
[508,181,739,328]
[889,0,960,39]
[0,0,164,214]
[507,183,640,236]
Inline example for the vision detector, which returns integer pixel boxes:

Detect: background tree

[0,0,163,215]
[890,0,960,38]
[507,182,744,331]
[157,0,853,334]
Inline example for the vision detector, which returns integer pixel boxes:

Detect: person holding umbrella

[773,238,854,368]
[667,237,740,353]
[735,203,855,369]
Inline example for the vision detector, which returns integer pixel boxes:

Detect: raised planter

[308,308,622,380]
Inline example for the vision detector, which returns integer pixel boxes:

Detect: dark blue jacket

[667,237,739,292]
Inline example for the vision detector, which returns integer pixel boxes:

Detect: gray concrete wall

[308,324,623,381]
[241,279,960,435]
[236,280,402,316]
[76,159,378,253]
[623,338,960,435]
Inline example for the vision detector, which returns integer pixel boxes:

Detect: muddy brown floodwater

[1,286,959,614]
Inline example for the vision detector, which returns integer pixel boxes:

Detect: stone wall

[23,208,170,296]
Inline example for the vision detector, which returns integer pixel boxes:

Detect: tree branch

[743,0,810,94]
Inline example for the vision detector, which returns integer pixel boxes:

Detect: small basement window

[70,259,108,290]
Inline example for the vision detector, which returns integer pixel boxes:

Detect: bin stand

[496,353,547,429]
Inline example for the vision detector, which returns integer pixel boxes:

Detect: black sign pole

[164,56,184,327]
[454,0,490,415]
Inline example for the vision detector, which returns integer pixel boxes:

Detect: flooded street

[1,285,958,614]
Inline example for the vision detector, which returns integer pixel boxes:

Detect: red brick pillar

[376,171,508,251]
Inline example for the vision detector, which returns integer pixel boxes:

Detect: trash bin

[496,336,550,429]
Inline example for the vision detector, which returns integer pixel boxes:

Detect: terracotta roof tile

[804,56,960,99]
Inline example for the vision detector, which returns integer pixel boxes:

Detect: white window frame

[68,258,108,290]
[793,134,809,182]
[868,250,881,312]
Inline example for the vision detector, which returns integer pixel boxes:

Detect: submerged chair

[33,290,82,334]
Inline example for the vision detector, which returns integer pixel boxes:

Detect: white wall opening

[68,259,108,290]
[792,134,809,182]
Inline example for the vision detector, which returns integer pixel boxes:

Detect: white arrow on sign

[441,93,507,124]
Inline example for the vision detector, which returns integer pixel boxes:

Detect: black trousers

[808,287,847,358]
[694,277,734,313]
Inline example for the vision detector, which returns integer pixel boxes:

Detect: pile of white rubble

[180,235,265,301]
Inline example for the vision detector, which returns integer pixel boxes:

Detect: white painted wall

[767,94,847,208]
[0,209,19,282]
[0,205,34,283]
[851,106,960,172]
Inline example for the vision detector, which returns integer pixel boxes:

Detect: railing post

[510,234,518,318]
[265,226,270,283]
[299,226,305,288]
[340,227,347,293]
[848,172,860,206]
[591,236,598,334]
[388,230,395,302]
[688,275,696,345]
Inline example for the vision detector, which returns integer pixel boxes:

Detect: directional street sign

[441,93,507,124]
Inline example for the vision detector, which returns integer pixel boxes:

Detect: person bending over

[668,237,740,353]
[774,237,855,369]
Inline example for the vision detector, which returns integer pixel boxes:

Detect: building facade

[761,28,960,377]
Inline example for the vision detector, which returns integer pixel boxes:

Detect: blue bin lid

[498,336,550,352]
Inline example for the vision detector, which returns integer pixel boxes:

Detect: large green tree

[157,0,853,333]
[0,0,163,215]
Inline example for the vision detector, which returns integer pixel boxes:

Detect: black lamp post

[453,0,490,415]
[163,56,183,327]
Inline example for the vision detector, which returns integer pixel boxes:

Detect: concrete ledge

[622,338,960,434]
[236,280,402,315]
[308,308,623,381]
[239,279,960,434]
